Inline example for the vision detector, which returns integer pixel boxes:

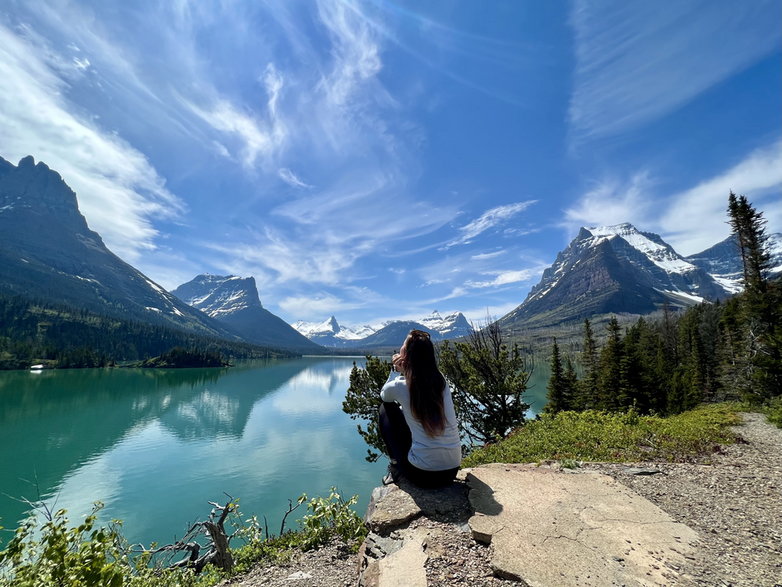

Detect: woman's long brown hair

[402,330,446,437]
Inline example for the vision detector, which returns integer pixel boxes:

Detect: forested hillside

[547,193,782,416]
[0,294,292,369]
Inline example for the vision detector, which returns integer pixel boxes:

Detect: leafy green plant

[0,487,369,587]
[0,503,127,587]
[298,488,367,551]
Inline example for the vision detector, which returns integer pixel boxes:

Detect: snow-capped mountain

[687,233,782,293]
[0,155,237,338]
[294,311,472,348]
[418,310,473,339]
[501,223,729,329]
[292,316,377,347]
[172,275,322,352]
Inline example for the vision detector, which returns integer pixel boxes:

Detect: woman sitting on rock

[379,329,461,488]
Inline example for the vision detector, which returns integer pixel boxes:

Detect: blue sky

[1,1,780,327]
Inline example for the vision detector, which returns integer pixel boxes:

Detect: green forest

[546,192,781,418]
[0,295,292,370]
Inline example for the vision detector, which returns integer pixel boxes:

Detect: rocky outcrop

[360,464,699,586]
[359,475,472,586]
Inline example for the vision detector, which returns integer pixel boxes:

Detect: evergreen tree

[545,338,567,414]
[726,192,781,400]
[597,317,624,411]
[576,319,600,409]
[439,321,531,444]
[728,191,771,294]
[563,356,579,410]
[342,356,393,462]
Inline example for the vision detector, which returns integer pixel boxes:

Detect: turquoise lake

[0,357,548,547]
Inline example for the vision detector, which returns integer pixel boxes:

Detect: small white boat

[30,364,44,371]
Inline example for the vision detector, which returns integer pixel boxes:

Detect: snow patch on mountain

[172,274,259,318]
[418,310,473,338]
[686,232,782,294]
[294,311,472,347]
[587,223,697,275]
[293,316,377,342]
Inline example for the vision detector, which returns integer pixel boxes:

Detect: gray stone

[359,530,428,587]
[467,463,699,586]
[364,479,470,535]
[623,467,664,476]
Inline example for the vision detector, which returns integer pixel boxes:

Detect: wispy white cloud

[184,94,286,170]
[661,141,782,255]
[565,142,782,255]
[316,0,383,109]
[278,287,383,321]
[0,21,182,263]
[470,250,506,261]
[564,172,654,232]
[207,227,361,288]
[445,201,537,247]
[569,0,781,142]
[278,168,313,188]
[465,269,535,289]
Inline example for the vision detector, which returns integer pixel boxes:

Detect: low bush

[463,403,742,467]
[758,396,782,428]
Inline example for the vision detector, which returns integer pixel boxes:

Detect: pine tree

[726,192,781,400]
[728,191,771,295]
[545,338,567,414]
[597,317,624,411]
[576,319,600,409]
[563,356,579,410]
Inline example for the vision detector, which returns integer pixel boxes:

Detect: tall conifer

[545,338,567,414]
[578,319,600,409]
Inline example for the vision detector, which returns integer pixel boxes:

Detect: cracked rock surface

[583,412,782,586]
[467,464,698,585]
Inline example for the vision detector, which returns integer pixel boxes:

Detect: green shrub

[463,403,741,467]
[299,488,367,551]
[0,489,368,587]
[0,503,207,587]
[759,396,782,428]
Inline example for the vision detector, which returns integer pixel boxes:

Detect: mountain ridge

[501,223,730,330]
[0,155,239,340]
[293,311,473,348]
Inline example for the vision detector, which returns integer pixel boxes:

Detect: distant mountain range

[171,275,321,353]
[685,233,782,294]
[500,223,781,330]
[0,155,317,354]
[2,155,779,352]
[293,311,473,348]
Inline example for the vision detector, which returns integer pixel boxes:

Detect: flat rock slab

[467,464,699,586]
[361,531,428,587]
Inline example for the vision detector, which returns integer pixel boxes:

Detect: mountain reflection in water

[0,357,385,547]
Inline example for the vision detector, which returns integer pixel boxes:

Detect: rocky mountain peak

[0,155,92,238]
[171,274,264,318]
[172,274,321,352]
[327,315,340,332]
[501,223,728,329]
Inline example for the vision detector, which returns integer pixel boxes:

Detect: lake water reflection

[0,356,548,547]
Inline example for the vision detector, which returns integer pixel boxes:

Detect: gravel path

[583,412,782,586]
[223,412,781,586]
